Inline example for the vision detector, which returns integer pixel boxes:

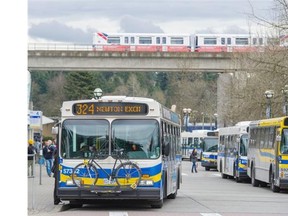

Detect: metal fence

[28,43,93,51]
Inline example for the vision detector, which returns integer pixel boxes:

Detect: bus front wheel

[270,172,280,193]
[251,166,259,187]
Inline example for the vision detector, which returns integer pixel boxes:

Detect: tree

[64,71,95,100]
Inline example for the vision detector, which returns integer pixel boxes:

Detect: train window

[253,38,257,45]
[235,38,249,45]
[162,37,166,44]
[221,38,225,45]
[259,38,263,45]
[124,37,129,44]
[204,38,217,45]
[156,37,160,44]
[107,37,120,44]
[131,37,135,44]
[139,37,152,44]
[171,37,184,44]
[227,38,231,45]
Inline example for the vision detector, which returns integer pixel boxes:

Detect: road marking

[109,212,129,216]
[201,213,222,216]
[182,172,189,176]
[213,173,221,177]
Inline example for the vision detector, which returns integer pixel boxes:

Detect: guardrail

[28,43,93,51]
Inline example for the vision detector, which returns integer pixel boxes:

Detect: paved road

[28,161,288,216]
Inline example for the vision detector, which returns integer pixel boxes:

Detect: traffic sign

[29,110,42,130]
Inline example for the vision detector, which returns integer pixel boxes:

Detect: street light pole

[214,113,218,130]
[281,85,288,116]
[183,108,191,132]
[265,90,274,118]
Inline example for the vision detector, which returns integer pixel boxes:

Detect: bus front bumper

[57,187,161,201]
[201,160,217,168]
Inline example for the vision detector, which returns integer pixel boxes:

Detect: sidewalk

[28,163,62,215]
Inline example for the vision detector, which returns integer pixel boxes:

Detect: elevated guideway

[28,43,242,72]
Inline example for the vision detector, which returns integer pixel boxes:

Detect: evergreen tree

[64,72,95,100]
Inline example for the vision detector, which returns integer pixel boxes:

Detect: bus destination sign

[72,102,148,115]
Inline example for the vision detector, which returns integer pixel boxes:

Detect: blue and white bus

[217,121,250,182]
[52,94,182,208]
[181,130,217,161]
[200,131,219,171]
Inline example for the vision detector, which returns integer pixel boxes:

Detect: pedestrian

[43,140,55,177]
[190,148,198,173]
[34,139,41,163]
[27,139,36,177]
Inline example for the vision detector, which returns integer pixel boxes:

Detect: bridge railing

[28,43,93,51]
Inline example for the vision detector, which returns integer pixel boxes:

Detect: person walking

[190,148,198,173]
[27,139,36,177]
[43,140,55,177]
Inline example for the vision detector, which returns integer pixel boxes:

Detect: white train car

[194,34,266,52]
[93,32,191,52]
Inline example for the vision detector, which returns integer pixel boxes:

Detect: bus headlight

[66,179,75,186]
[139,180,154,186]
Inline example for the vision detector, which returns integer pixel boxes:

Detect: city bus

[200,131,219,171]
[217,121,250,182]
[52,94,182,208]
[181,130,214,161]
[247,116,288,192]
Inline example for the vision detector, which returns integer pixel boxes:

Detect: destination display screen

[72,102,149,115]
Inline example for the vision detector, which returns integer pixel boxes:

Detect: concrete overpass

[28,48,241,73]
[27,45,245,128]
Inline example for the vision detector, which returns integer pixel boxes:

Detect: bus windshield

[280,129,288,154]
[61,119,109,159]
[203,137,218,152]
[112,119,160,159]
[60,119,160,159]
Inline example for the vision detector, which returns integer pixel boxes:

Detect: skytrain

[92,32,286,53]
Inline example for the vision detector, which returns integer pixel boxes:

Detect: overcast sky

[28,0,275,44]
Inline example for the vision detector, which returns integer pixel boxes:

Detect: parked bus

[247,116,288,192]
[181,130,214,161]
[217,121,250,182]
[201,131,219,171]
[52,94,182,208]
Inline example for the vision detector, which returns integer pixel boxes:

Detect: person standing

[43,140,55,177]
[27,139,36,177]
[190,148,198,173]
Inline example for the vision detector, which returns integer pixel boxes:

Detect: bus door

[275,128,281,179]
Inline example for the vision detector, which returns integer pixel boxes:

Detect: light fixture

[264,90,274,99]
[93,88,103,99]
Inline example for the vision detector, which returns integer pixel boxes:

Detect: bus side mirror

[52,126,58,135]
[162,141,170,156]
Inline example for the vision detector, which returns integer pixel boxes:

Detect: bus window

[240,134,248,156]
[280,129,288,154]
[221,38,225,45]
[61,119,109,159]
[111,119,160,159]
